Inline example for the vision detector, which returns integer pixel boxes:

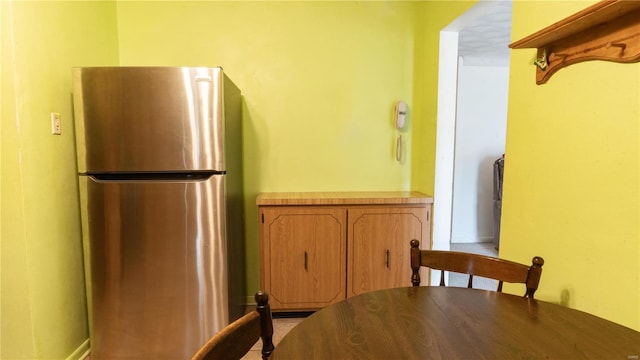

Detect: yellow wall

[0,1,119,358]
[503,1,640,330]
[4,1,638,358]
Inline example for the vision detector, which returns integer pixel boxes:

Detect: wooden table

[271,287,640,359]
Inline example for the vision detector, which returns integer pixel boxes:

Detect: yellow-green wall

[503,1,640,330]
[3,1,639,358]
[1,1,119,358]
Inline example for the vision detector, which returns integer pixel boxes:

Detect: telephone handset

[395,101,407,129]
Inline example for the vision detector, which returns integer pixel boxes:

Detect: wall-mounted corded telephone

[394,101,407,162]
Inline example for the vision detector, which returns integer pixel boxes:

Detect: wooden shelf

[509,0,640,84]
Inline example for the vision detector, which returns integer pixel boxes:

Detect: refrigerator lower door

[81,174,228,359]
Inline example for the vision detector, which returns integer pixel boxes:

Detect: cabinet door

[260,207,347,310]
[347,206,430,297]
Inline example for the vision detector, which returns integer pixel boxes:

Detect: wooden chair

[410,240,544,298]
[191,290,275,360]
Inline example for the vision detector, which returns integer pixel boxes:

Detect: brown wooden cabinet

[260,207,347,310]
[258,192,432,311]
[347,206,429,297]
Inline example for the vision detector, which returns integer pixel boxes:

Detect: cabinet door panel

[348,207,430,297]
[261,207,347,310]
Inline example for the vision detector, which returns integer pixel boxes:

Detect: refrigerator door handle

[89,172,217,182]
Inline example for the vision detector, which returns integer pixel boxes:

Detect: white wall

[451,58,509,243]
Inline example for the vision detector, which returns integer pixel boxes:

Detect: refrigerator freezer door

[73,67,225,173]
[81,174,228,359]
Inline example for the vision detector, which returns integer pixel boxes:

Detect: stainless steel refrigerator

[72,67,245,359]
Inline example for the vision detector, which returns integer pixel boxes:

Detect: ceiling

[457,1,512,66]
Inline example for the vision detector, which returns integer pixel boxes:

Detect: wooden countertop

[256,191,433,206]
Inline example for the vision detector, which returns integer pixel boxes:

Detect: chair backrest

[410,240,544,298]
[191,291,275,360]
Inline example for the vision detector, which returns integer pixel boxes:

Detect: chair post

[524,256,545,299]
[410,239,421,286]
[255,291,275,359]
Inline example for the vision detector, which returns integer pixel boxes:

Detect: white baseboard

[65,339,90,360]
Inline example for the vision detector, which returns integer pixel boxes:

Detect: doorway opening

[432,1,511,285]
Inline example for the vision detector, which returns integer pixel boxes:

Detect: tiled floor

[242,242,496,359]
[241,316,304,360]
[450,241,498,257]
[448,242,499,290]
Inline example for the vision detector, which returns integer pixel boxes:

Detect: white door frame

[432,30,459,255]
